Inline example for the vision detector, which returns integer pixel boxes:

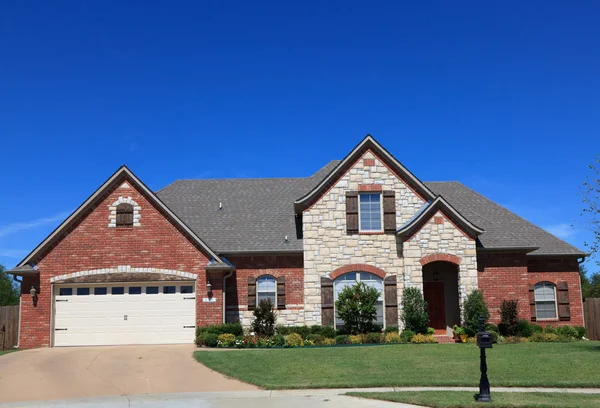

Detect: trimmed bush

[463,290,490,336]
[531,323,543,333]
[531,332,561,342]
[252,298,277,337]
[335,282,380,334]
[385,332,402,343]
[284,333,304,347]
[306,334,325,345]
[489,330,499,343]
[217,333,236,347]
[400,329,416,343]
[427,327,435,335]
[364,332,383,344]
[384,326,399,333]
[196,323,243,337]
[202,333,219,347]
[401,287,429,334]
[349,334,363,344]
[499,300,519,336]
[195,336,204,347]
[335,335,350,345]
[410,334,436,343]
[575,326,587,339]
[557,325,578,339]
[516,319,533,337]
[322,338,336,346]
[320,326,337,338]
[544,326,557,334]
[270,333,285,347]
[485,323,499,333]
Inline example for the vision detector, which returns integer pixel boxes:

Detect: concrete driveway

[0,345,256,403]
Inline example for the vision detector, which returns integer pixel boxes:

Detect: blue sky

[1,2,598,272]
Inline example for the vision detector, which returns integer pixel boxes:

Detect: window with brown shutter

[557,281,571,321]
[116,203,134,227]
[383,191,396,232]
[321,277,334,326]
[384,275,398,326]
[277,276,286,309]
[346,191,359,234]
[247,277,257,310]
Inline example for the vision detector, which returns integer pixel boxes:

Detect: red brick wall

[20,177,216,348]
[225,255,304,317]
[477,253,584,327]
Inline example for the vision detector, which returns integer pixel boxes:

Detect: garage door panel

[54,283,196,346]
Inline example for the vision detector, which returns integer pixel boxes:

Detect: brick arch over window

[50,266,198,283]
[329,264,386,280]
[419,253,462,266]
[108,196,141,227]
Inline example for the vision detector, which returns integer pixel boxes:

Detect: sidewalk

[2,387,600,408]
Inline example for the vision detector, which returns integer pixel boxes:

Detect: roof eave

[6,265,39,277]
[476,246,539,254]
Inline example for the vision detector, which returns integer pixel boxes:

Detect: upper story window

[359,193,382,232]
[257,275,277,306]
[116,203,134,227]
[534,282,557,320]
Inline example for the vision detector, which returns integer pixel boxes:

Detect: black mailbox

[477,331,493,349]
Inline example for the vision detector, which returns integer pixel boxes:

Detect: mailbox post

[475,316,492,402]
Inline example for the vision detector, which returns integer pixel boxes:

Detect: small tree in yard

[251,298,277,337]
[335,282,380,334]
[499,299,519,336]
[462,290,490,336]
[401,287,429,334]
[0,265,20,306]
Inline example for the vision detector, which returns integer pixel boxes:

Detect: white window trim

[333,272,385,330]
[256,275,278,309]
[534,282,558,321]
[358,192,384,233]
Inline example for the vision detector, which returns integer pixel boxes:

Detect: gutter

[222,269,234,324]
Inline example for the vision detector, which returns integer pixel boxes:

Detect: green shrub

[489,330,499,343]
[516,319,533,337]
[335,282,381,334]
[463,290,490,336]
[544,326,557,334]
[557,325,578,339]
[252,299,277,337]
[503,336,525,344]
[575,326,587,339]
[202,333,219,347]
[453,325,466,336]
[410,333,436,343]
[284,333,304,347]
[426,327,435,335]
[530,332,561,342]
[276,325,291,336]
[322,338,336,346]
[269,333,285,347]
[531,323,543,333]
[309,325,322,335]
[401,287,429,334]
[217,333,236,347]
[196,323,243,337]
[364,332,383,344]
[334,335,348,344]
[320,326,337,338]
[485,323,499,333]
[292,326,310,339]
[499,300,519,336]
[349,334,363,344]
[194,336,204,347]
[306,334,325,345]
[400,329,416,343]
[384,326,399,333]
[385,332,402,343]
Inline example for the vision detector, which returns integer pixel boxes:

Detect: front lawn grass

[194,342,600,389]
[0,350,18,357]
[348,391,600,408]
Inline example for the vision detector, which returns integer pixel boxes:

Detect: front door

[423,282,446,331]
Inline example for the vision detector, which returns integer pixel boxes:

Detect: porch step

[433,335,456,344]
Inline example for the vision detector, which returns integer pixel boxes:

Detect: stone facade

[302,149,476,328]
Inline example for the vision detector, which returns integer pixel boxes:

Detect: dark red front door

[423,282,446,330]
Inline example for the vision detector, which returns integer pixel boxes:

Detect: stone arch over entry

[329,264,386,280]
[422,261,461,335]
[419,253,461,266]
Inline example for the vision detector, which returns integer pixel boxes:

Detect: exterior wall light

[30,286,37,299]
[206,281,212,295]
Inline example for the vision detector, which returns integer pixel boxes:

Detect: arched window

[257,275,277,306]
[534,282,557,320]
[334,272,384,329]
[116,203,134,227]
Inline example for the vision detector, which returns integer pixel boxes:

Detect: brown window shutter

[384,275,398,327]
[247,277,256,310]
[557,281,571,321]
[528,284,536,322]
[346,191,358,234]
[277,276,286,309]
[383,191,396,232]
[321,277,334,326]
[116,203,134,226]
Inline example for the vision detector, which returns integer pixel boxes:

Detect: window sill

[359,231,385,235]
[536,318,559,322]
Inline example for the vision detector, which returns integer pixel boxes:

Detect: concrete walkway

[3,387,600,408]
[0,345,256,403]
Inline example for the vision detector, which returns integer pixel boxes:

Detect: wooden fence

[0,305,19,350]
[584,298,600,341]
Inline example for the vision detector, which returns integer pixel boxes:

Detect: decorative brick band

[419,253,462,266]
[358,184,383,192]
[50,266,198,283]
[108,196,142,227]
[329,264,386,280]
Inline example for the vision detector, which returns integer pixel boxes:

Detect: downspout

[12,275,22,349]
[222,269,234,324]
[578,256,586,329]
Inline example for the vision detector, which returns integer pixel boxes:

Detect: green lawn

[348,391,600,408]
[0,350,18,357]
[194,342,600,389]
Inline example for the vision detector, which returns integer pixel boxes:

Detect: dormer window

[116,203,134,227]
[359,193,383,232]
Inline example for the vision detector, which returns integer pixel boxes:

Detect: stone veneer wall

[402,210,478,319]
[302,150,428,327]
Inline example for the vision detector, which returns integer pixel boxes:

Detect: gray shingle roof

[156,162,585,257]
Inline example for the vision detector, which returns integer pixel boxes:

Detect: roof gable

[294,135,436,212]
[16,166,224,268]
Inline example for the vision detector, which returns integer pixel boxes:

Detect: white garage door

[53,283,196,347]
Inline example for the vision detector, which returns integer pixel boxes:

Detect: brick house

[8,135,585,348]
